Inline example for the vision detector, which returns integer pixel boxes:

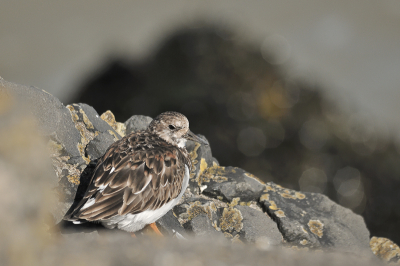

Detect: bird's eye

[169,125,176,130]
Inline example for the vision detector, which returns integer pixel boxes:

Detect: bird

[64,111,207,235]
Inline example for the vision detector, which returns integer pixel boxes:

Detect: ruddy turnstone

[64,111,207,235]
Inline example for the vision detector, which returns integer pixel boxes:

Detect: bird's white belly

[101,165,189,232]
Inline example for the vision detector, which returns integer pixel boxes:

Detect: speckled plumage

[64,111,206,232]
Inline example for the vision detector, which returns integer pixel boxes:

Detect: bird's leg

[131,232,136,238]
[148,222,163,236]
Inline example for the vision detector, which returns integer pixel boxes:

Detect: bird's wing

[69,133,189,221]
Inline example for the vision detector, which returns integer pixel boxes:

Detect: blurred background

[1,1,400,244]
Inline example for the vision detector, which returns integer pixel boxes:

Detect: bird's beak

[184,130,209,145]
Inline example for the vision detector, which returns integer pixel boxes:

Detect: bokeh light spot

[299,168,327,193]
[299,119,329,151]
[237,127,266,157]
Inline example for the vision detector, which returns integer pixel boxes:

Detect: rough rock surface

[124,115,153,135]
[50,103,122,223]
[370,237,400,263]
[185,137,218,193]
[173,196,224,238]
[260,182,370,252]
[199,165,266,203]
[2,78,398,263]
[1,79,122,223]
[236,205,282,244]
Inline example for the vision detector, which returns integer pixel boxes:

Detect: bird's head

[148,111,208,148]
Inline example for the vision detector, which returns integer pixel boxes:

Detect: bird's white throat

[177,138,187,148]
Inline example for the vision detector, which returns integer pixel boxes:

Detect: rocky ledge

[1,78,398,264]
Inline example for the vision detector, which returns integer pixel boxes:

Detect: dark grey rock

[260,182,371,252]
[1,80,82,159]
[2,81,121,224]
[185,135,215,194]
[235,205,282,244]
[51,103,120,222]
[155,210,188,238]
[78,103,122,137]
[86,132,116,159]
[173,196,225,237]
[200,166,265,203]
[124,115,152,134]
[183,214,220,237]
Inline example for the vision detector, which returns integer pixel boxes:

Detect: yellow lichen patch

[108,130,120,141]
[264,185,276,192]
[370,236,400,262]
[67,105,80,122]
[101,111,126,137]
[80,109,94,129]
[245,172,265,185]
[67,105,99,164]
[308,220,324,238]
[100,110,117,129]
[210,202,217,212]
[116,123,126,137]
[47,140,63,156]
[187,202,211,220]
[301,226,309,234]
[300,239,308,245]
[199,165,228,184]
[212,220,221,231]
[67,175,80,185]
[281,193,296,199]
[179,201,216,224]
[47,138,82,184]
[275,210,286,218]
[244,172,256,178]
[268,200,279,210]
[230,197,240,207]
[199,158,208,177]
[219,207,243,233]
[278,188,306,200]
[211,175,228,183]
[50,155,81,183]
[295,192,306,199]
[217,196,224,201]
[189,142,201,161]
[188,142,202,180]
[77,143,90,163]
[260,193,270,201]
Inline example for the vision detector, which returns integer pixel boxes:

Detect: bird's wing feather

[68,132,189,221]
